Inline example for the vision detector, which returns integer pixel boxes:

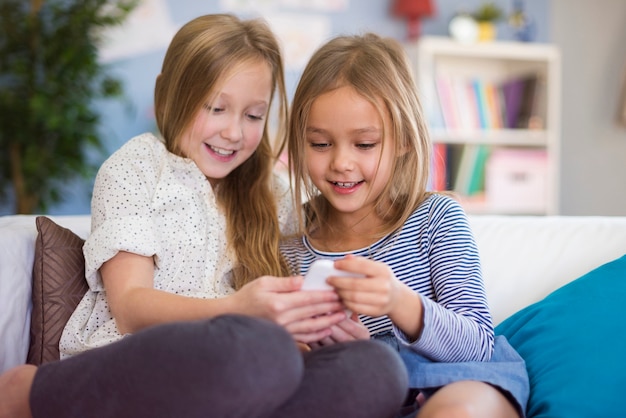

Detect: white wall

[552,0,626,215]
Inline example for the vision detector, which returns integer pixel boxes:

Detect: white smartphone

[302,259,363,291]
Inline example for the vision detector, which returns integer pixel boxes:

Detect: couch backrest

[27,215,626,325]
[2,214,626,373]
[470,215,626,325]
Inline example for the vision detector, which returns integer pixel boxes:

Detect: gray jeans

[31,315,408,418]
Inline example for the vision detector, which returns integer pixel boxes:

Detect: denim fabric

[373,331,529,418]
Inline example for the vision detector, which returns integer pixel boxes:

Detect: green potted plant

[472,2,504,41]
[0,0,137,214]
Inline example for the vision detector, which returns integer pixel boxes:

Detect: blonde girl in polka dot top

[0,14,407,418]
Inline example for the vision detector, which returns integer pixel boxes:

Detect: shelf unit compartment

[411,36,561,215]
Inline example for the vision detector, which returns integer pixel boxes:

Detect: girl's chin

[200,166,236,184]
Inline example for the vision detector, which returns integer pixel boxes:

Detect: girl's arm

[413,200,494,361]
[332,253,493,361]
[102,251,347,342]
[330,198,494,362]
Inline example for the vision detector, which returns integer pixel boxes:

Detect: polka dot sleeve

[83,134,164,291]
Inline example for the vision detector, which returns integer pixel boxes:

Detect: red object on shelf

[392,0,435,40]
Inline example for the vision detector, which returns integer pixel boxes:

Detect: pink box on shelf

[485,148,548,214]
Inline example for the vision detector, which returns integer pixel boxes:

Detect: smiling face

[179,60,272,186]
[305,85,395,225]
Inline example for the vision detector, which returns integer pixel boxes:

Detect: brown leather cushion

[28,216,88,365]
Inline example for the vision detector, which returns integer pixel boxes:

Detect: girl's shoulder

[410,193,467,222]
[93,133,186,198]
[101,133,167,168]
[396,193,472,240]
[116,132,167,157]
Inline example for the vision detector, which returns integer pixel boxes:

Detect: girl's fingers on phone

[284,311,346,336]
[335,318,370,340]
[282,301,344,323]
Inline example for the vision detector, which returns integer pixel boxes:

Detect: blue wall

[1,0,548,215]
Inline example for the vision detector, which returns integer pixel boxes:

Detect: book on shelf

[467,145,491,195]
[435,74,461,130]
[471,79,490,129]
[453,77,480,131]
[514,75,539,129]
[501,77,526,128]
[430,142,493,197]
[528,75,546,130]
[484,82,504,129]
[426,144,461,192]
[431,73,544,132]
[430,143,448,191]
[453,144,490,196]
[453,144,477,195]
[501,74,546,129]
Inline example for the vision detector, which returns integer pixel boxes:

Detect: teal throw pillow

[496,254,626,418]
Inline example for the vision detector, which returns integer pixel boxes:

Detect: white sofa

[3,213,626,372]
[1,214,626,416]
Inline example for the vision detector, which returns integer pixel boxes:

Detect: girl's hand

[233,275,347,343]
[330,255,425,340]
[328,255,404,318]
[309,312,370,349]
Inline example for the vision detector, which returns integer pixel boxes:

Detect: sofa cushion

[496,254,626,417]
[27,216,88,365]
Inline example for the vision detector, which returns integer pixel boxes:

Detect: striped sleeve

[280,194,495,362]
[393,196,494,362]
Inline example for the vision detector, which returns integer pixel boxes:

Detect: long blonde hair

[154,14,290,288]
[288,32,432,239]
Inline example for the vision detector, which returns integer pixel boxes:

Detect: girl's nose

[330,147,354,172]
[221,114,243,142]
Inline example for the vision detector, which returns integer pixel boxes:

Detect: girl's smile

[329,180,365,194]
[205,144,238,162]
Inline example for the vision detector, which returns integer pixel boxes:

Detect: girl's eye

[247,113,264,121]
[202,104,224,114]
[357,143,377,150]
[309,142,330,149]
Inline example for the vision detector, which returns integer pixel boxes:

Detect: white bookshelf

[407,36,561,215]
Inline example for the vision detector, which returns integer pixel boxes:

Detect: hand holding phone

[302,259,363,291]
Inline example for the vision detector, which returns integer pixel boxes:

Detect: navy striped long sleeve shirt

[280,194,495,362]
